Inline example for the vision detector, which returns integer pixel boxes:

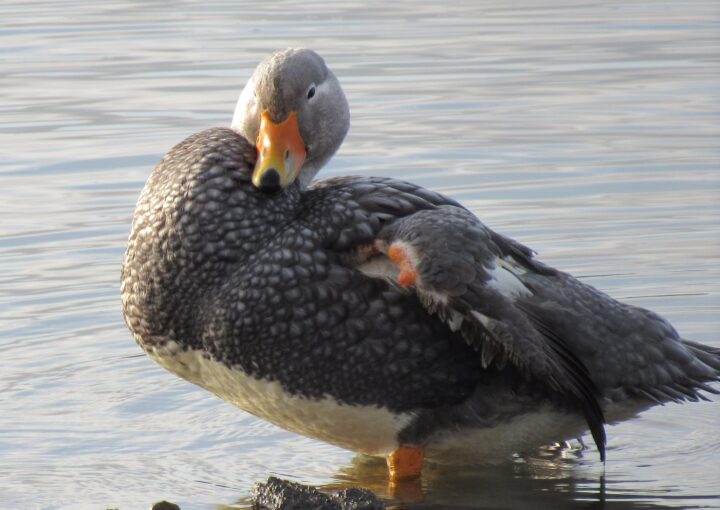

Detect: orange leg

[386,446,425,481]
[386,244,418,287]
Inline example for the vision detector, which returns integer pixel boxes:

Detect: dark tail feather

[683,340,720,377]
[631,340,720,405]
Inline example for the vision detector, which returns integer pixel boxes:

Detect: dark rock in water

[252,477,334,510]
[252,476,385,510]
[334,488,385,510]
[152,502,181,510]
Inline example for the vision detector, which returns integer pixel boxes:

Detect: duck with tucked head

[122,48,720,482]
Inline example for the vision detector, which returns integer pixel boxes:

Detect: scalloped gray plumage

[122,49,720,467]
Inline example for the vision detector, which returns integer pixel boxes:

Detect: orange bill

[253,111,307,190]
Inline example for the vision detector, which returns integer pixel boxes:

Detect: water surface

[1,1,719,509]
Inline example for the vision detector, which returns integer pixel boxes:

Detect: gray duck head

[231,48,350,193]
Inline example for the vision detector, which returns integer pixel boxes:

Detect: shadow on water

[225,444,707,510]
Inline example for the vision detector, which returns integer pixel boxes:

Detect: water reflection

[231,444,711,510]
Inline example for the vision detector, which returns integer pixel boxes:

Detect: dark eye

[307,85,316,99]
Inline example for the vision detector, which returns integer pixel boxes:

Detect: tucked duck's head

[231,48,351,193]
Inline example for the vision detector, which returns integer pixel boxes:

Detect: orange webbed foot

[386,446,424,481]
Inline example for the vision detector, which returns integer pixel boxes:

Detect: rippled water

[1,1,719,509]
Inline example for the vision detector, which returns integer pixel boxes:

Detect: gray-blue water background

[1,1,719,509]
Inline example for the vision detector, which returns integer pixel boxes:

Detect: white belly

[426,409,586,464]
[425,398,648,464]
[146,341,412,456]
[144,341,640,464]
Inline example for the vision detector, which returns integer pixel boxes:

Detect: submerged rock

[152,502,181,510]
[252,476,385,510]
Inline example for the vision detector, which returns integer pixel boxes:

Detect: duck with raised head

[121,48,720,482]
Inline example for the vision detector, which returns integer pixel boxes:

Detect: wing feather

[373,205,607,459]
[311,175,718,462]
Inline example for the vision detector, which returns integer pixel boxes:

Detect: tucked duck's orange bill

[253,111,307,190]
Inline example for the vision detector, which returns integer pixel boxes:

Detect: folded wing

[374,205,607,460]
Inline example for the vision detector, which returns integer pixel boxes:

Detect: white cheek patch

[312,78,332,100]
[486,257,532,299]
[231,78,257,133]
